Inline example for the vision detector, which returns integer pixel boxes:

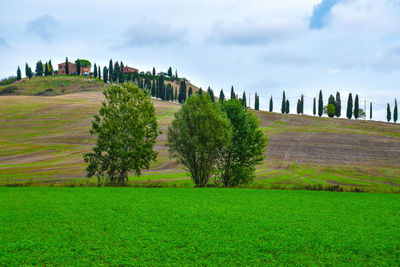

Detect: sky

[1,0,400,121]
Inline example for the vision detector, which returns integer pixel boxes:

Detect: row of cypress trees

[386,100,398,123]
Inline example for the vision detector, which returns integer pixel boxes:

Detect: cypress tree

[109,59,113,83]
[28,67,33,79]
[25,63,29,78]
[188,87,193,97]
[281,91,286,113]
[94,63,97,78]
[113,61,119,83]
[285,100,290,114]
[65,57,69,75]
[35,60,43,76]
[318,90,323,117]
[207,87,215,102]
[255,93,259,110]
[242,91,247,107]
[127,72,131,82]
[103,66,108,83]
[346,93,353,119]
[198,88,203,95]
[119,62,124,83]
[269,96,273,112]
[44,62,49,76]
[98,66,101,80]
[17,66,21,81]
[178,80,187,103]
[168,67,172,77]
[300,94,304,114]
[175,88,178,100]
[152,67,156,76]
[394,99,398,123]
[387,103,391,122]
[219,89,225,103]
[158,75,165,100]
[354,94,359,119]
[76,59,81,75]
[313,97,316,116]
[230,86,235,99]
[175,69,178,78]
[48,60,53,75]
[296,99,301,114]
[335,92,341,117]
[370,102,372,120]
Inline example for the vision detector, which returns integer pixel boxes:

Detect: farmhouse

[123,66,139,74]
[58,62,90,75]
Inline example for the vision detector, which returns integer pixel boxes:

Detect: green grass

[0,187,399,265]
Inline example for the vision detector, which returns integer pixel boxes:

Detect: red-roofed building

[123,66,139,74]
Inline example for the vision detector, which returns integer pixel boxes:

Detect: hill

[1,77,400,192]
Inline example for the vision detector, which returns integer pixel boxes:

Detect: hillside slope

[1,90,400,191]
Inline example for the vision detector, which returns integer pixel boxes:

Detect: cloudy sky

[1,0,400,120]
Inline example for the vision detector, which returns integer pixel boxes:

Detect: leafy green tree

[65,57,69,75]
[75,59,91,69]
[84,83,159,185]
[230,86,235,99]
[370,102,372,120]
[318,90,323,117]
[168,67,172,77]
[286,99,290,114]
[327,94,336,118]
[17,66,21,81]
[242,91,247,107]
[335,92,341,117]
[313,97,316,116]
[207,87,215,102]
[254,93,259,110]
[178,80,187,103]
[281,91,286,113]
[354,94,359,119]
[387,103,391,122]
[394,99,398,123]
[217,99,266,187]
[167,94,231,187]
[327,103,336,118]
[347,93,353,119]
[109,59,113,83]
[35,60,43,76]
[94,63,97,78]
[219,89,225,103]
[103,67,108,83]
[269,96,273,112]
[188,87,193,97]
[77,58,81,75]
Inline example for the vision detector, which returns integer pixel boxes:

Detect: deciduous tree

[84,83,159,185]
[217,99,266,187]
[167,94,231,187]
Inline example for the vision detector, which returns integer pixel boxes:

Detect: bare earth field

[1,84,400,192]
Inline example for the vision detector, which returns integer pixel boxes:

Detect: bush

[0,85,17,95]
[327,103,336,118]
[0,76,17,86]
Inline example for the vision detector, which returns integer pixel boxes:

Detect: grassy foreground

[1,187,399,265]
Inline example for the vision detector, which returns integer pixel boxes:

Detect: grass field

[1,76,400,192]
[0,187,399,265]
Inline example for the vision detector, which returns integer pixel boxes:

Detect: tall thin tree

[230,86,235,99]
[387,103,392,122]
[346,93,353,119]
[313,97,316,116]
[94,63,97,78]
[318,90,323,117]
[370,102,372,120]
[354,94,359,119]
[394,99,398,123]
[335,92,341,118]
[242,91,247,107]
[219,89,225,103]
[285,99,290,114]
[65,57,69,75]
[281,91,286,114]
[269,96,273,112]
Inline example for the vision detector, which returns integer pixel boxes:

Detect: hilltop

[1,79,400,192]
